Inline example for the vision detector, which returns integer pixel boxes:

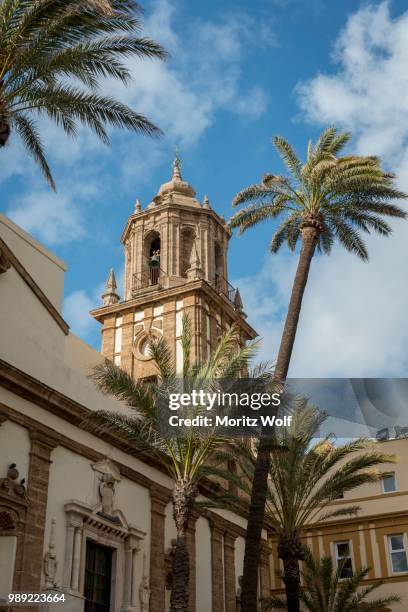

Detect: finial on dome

[102,269,120,306]
[203,195,211,209]
[172,146,182,180]
[135,199,142,213]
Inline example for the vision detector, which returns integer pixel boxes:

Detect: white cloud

[1,0,271,247]
[297,2,408,162]
[63,290,98,337]
[6,190,85,245]
[237,2,408,377]
[107,2,271,145]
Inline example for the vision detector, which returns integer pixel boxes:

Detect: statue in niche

[99,474,115,516]
[92,457,121,523]
[43,519,58,588]
[139,554,150,612]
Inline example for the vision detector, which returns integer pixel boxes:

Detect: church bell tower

[91,156,257,380]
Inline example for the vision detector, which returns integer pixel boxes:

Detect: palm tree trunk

[240,224,319,612]
[281,556,301,612]
[274,224,319,381]
[170,479,197,612]
[278,531,304,612]
[170,529,189,612]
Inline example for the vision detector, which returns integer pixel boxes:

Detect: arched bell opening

[143,231,161,285]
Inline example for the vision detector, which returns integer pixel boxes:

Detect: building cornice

[0,236,69,335]
[90,279,257,338]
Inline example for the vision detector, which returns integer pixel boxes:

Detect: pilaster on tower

[90,156,257,381]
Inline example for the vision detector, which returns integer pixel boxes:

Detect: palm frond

[0,0,166,188]
[91,359,154,415]
[229,201,288,235]
[12,112,55,189]
[273,135,303,179]
[231,126,407,261]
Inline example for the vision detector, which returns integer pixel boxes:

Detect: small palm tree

[267,547,400,611]
[0,0,167,189]
[228,404,397,612]
[91,315,261,612]
[229,127,407,612]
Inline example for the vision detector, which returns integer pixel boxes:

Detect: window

[382,473,397,493]
[388,534,408,574]
[139,338,151,357]
[335,541,353,578]
[84,541,113,612]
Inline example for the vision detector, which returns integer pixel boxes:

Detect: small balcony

[214,274,237,303]
[132,267,163,295]
[131,269,238,308]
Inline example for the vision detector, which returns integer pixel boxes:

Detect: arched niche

[214,241,224,278]
[180,227,195,278]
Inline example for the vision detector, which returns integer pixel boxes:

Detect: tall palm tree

[228,405,397,612]
[229,127,407,612]
[90,315,261,612]
[0,0,167,189]
[267,547,400,612]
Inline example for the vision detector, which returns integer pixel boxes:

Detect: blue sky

[2,0,408,376]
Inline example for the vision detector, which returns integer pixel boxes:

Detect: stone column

[131,548,138,608]
[123,545,133,606]
[210,520,224,612]
[71,526,83,591]
[63,513,83,591]
[20,430,57,592]
[149,485,171,612]
[122,535,140,610]
[186,511,199,612]
[62,525,75,588]
[224,532,237,612]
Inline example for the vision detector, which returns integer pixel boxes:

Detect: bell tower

[91,156,257,380]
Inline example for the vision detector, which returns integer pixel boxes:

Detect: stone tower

[91,156,257,380]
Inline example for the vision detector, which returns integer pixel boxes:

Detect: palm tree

[228,404,397,612]
[229,127,407,612]
[90,315,261,612]
[267,547,400,611]
[0,0,167,189]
